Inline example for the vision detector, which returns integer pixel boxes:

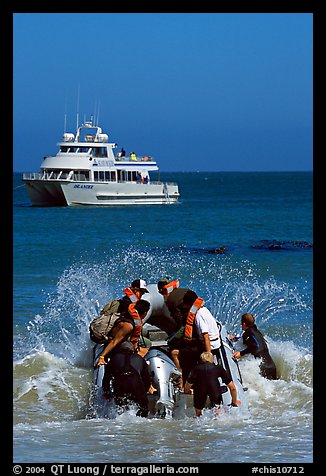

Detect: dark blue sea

[13,171,313,464]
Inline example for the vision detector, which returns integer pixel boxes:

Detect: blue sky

[13,13,313,172]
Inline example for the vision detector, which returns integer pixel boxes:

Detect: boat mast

[76,85,80,131]
[63,92,67,133]
[93,100,100,126]
[97,101,100,126]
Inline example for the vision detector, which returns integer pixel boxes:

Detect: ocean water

[13,171,313,464]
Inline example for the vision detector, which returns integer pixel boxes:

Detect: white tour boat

[22,117,180,206]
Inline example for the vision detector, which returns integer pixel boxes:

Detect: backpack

[89,299,121,344]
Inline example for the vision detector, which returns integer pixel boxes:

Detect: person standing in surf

[232,313,277,380]
[188,351,241,417]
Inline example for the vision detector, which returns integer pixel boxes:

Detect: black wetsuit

[188,362,232,410]
[240,324,277,380]
[104,349,151,417]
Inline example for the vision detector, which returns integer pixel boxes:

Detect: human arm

[233,331,258,359]
[97,322,134,366]
[233,347,252,359]
[202,332,211,352]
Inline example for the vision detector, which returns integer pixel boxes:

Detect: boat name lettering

[74,184,94,189]
[93,160,114,167]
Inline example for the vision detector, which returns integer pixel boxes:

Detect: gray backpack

[89,299,121,344]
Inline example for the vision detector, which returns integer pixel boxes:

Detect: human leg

[193,388,207,417]
[170,348,184,388]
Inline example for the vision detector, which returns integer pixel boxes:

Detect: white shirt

[195,307,221,350]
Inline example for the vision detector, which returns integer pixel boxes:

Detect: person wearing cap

[118,278,149,314]
[232,313,277,380]
[98,279,150,355]
[103,340,153,417]
[188,351,241,417]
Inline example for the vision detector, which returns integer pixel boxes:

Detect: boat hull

[23,179,68,206]
[61,181,179,206]
[23,179,179,206]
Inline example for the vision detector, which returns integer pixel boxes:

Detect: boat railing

[23,172,75,181]
[115,155,154,162]
[23,173,179,187]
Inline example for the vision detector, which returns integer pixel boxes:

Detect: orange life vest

[127,302,143,348]
[184,297,205,341]
[161,279,180,296]
[123,287,139,302]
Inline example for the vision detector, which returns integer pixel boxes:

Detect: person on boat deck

[102,341,152,417]
[97,299,151,366]
[157,277,191,331]
[167,289,206,392]
[130,151,137,161]
[121,147,126,157]
[188,351,241,417]
[232,313,277,380]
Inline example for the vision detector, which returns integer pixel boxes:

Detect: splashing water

[13,247,313,463]
[20,247,311,361]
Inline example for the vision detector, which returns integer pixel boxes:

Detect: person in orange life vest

[118,278,149,314]
[188,351,241,417]
[97,299,150,366]
[157,277,191,330]
[99,278,148,316]
[168,290,206,392]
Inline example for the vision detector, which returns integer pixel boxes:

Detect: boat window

[78,127,98,142]
[117,170,138,182]
[59,146,68,152]
[92,147,108,158]
[105,171,116,181]
[94,171,116,182]
[72,170,90,181]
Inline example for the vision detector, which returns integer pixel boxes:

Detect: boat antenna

[76,84,80,130]
[93,100,97,126]
[63,91,68,133]
[97,101,100,126]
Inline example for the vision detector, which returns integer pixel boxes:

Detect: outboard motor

[145,347,184,418]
